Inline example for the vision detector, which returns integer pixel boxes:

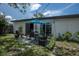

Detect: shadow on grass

[0,34,7,36]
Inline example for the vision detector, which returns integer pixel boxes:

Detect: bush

[57,32,72,41]
[75,32,79,39]
[63,32,72,40]
[46,36,56,50]
[72,32,79,42]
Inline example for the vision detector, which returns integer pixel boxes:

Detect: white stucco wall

[13,18,79,36]
[13,21,26,35]
[41,18,79,36]
[54,18,79,36]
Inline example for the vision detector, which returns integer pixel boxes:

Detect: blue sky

[0,3,79,20]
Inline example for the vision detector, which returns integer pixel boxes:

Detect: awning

[30,20,47,24]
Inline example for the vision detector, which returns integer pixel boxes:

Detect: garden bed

[53,41,79,56]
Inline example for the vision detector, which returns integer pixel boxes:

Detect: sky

[0,3,79,20]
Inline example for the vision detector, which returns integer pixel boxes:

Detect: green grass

[1,34,79,56]
[0,34,53,56]
[0,34,14,39]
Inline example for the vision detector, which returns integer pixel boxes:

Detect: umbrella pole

[45,24,46,37]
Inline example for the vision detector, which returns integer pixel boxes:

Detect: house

[12,14,79,37]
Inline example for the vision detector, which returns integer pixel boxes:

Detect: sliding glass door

[25,23,34,35]
[40,23,52,37]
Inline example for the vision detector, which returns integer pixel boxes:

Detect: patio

[15,19,51,46]
[13,19,54,49]
[18,35,48,46]
[25,19,52,38]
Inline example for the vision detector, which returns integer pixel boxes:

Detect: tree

[8,3,31,14]
[7,3,45,18]
[8,3,45,18]
[33,13,45,18]
[0,15,8,34]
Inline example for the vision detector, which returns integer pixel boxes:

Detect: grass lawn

[1,34,79,56]
[0,34,53,56]
[0,34,14,39]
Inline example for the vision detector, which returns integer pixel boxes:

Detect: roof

[12,14,79,22]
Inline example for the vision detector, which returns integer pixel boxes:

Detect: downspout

[53,19,56,37]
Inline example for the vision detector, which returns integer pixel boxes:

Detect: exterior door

[40,23,52,36]
[25,23,34,36]
[40,24,45,36]
[46,23,52,36]
[25,23,30,35]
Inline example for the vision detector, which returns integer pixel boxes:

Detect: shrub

[75,32,79,38]
[46,36,56,50]
[63,32,72,40]
[57,32,72,41]
[72,32,79,42]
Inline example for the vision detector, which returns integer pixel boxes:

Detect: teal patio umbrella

[30,19,46,24]
[30,19,48,36]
